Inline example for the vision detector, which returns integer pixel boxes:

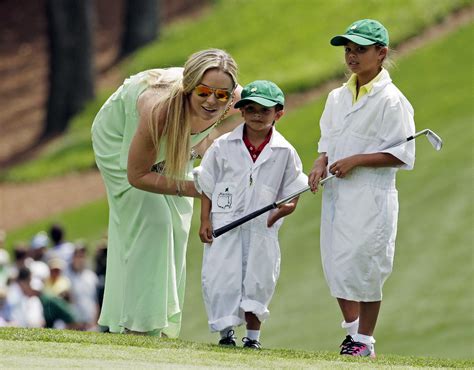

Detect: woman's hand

[308,153,328,192]
[267,198,299,227]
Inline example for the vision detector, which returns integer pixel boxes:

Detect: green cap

[330,19,389,47]
[234,80,285,108]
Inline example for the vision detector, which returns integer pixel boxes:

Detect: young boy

[193,80,307,349]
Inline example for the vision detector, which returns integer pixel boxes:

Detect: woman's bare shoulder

[137,84,171,115]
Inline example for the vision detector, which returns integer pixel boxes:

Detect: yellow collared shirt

[347,69,384,104]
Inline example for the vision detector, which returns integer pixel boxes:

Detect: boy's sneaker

[339,335,375,357]
[218,329,236,346]
[242,337,261,349]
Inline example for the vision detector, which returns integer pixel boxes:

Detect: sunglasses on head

[193,84,232,102]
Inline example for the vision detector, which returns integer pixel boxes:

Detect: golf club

[212,128,443,238]
[395,128,443,151]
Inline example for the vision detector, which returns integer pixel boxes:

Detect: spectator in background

[44,258,71,301]
[94,239,107,310]
[7,267,45,328]
[10,244,31,281]
[36,286,78,330]
[29,231,51,287]
[30,231,50,263]
[47,224,74,263]
[66,244,99,331]
[0,286,11,326]
[0,248,10,288]
[28,261,78,330]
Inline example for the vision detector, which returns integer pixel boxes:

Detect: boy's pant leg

[202,229,244,332]
[241,222,281,322]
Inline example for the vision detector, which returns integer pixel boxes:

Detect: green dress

[91,68,213,336]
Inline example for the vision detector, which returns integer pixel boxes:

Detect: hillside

[1,5,472,231]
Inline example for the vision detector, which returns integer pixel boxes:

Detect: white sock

[341,318,359,336]
[220,327,234,338]
[353,333,375,350]
[246,329,260,341]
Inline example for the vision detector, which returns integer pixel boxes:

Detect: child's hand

[199,219,213,244]
[308,154,328,192]
[329,155,359,178]
[267,200,298,227]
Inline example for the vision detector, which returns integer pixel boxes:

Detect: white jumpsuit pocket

[212,182,236,213]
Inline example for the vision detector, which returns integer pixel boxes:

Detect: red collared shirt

[243,125,273,162]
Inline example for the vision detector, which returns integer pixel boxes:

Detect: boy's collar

[228,123,287,147]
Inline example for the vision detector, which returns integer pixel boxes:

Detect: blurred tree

[43,0,95,138]
[120,0,160,57]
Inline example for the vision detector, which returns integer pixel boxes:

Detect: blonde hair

[148,49,238,183]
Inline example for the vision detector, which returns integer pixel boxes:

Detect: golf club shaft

[212,204,276,238]
[211,174,335,238]
[212,129,441,238]
[275,174,335,206]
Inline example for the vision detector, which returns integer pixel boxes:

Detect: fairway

[1,329,472,369]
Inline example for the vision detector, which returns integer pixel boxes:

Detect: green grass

[1,0,471,182]
[4,20,473,360]
[4,199,109,249]
[0,328,472,368]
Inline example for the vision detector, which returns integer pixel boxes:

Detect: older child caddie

[194,80,307,349]
[308,19,415,357]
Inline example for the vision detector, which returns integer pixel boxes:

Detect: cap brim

[234,97,280,108]
[330,35,376,46]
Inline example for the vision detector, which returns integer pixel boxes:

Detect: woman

[91,49,241,336]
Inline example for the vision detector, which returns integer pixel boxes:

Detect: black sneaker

[339,335,373,357]
[218,329,236,346]
[339,335,353,349]
[242,337,261,349]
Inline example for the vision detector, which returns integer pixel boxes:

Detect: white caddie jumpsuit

[194,123,308,332]
[318,69,415,302]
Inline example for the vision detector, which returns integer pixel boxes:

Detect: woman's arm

[127,91,200,197]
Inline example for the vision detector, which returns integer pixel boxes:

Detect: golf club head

[425,130,443,151]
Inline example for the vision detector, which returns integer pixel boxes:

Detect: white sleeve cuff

[192,166,215,197]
